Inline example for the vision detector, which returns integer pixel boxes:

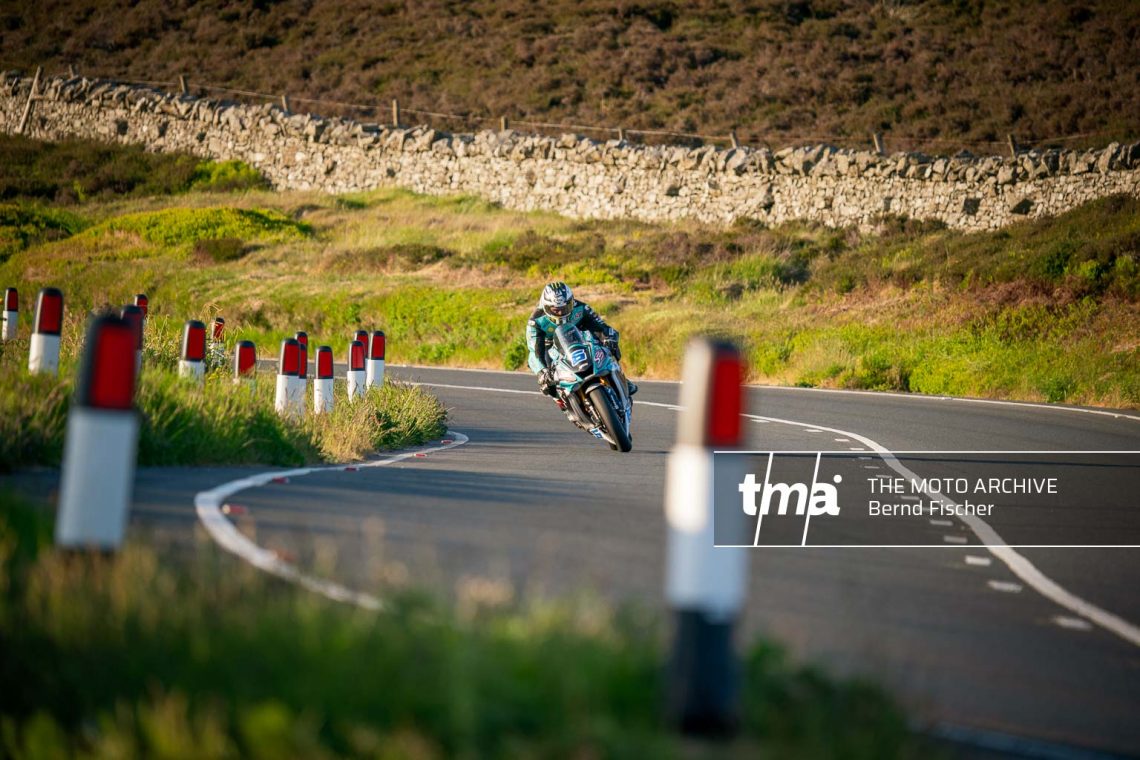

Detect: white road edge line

[194,433,470,610]
[391,363,1140,423]
[747,411,1140,648]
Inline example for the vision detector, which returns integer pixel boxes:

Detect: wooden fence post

[17,66,42,135]
[178,74,188,95]
[730,130,740,149]
[280,94,290,112]
[68,64,77,78]
[391,98,400,127]
[872,132,885,155]
[617,127,626,141]
[500,116,509,131]
[1006,134,1018,159]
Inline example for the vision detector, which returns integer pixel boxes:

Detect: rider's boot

[627,380,638,395]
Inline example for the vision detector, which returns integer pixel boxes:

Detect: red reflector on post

[349,340,365,370]
[297,342,308,379]
[5,287,17,311]
[182,320,206,361]
[316,346,333,379]
[707,352,744,447]
[236,340,257,375]
[213,317,225,341]
[77,315,137,410]
[133,293,148,316]
[279,338,299,376]
[353,329,368,347]
[34,288,63,335]
[294,331,308,348]
[120,305,144,349]
[370,330,385,360]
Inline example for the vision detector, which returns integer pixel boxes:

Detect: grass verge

[0,494,915,758]
[0,337,447,472]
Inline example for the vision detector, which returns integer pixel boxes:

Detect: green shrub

[190,160,269,193]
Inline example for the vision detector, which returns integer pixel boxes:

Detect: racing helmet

[540,281,574,322]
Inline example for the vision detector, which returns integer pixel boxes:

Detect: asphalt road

[8,365,1140,756]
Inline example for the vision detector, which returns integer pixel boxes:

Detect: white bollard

[3,287,17,341]
[313,345,334,414]
[296,335,309,409]
[366,330,385,388]
[209,317,226,366]
[120,304,144,377]
[178,320,206,384]
[347,339,366,401]
[28,287,63,375]
[353,329,369,351]
[234,340,257,384]
[274,338,304,417]
[294,330,308,373]
[56,315,140,550]
[665,337,749,737]
[133,293,148,318]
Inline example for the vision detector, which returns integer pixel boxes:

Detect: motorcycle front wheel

[588,385,632,452]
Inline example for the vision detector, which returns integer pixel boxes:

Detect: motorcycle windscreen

[554,325,592,374]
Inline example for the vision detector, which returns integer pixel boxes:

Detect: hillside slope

[2,1,1137,152]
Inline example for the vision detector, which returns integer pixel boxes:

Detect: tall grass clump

[0,494,915,758]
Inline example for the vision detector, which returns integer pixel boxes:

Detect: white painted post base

[366,358,385,388]
[55,407,139,549]
[178,359,205,383]
[313,377,334,414]
[275,375,305,417]
[665,444,747,617]
[28,333,60,375]
[2,311,16,340]
[347,369,365,400]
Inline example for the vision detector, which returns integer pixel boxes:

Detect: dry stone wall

[3,73,1139,231]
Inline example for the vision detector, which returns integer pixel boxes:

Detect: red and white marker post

[664,338,749,737]
[296,335,308,407]
[353,329,368,349]
[275,338,304,417]
[209,317,226,366]
[314,345,334,414]
[28,287,63,375]
[133,293,148,318]
[3,287,17,341]
[347,339,366,400]
[178,320,206,383]
[366,330,385,388]
[120,304,144,376]
[234,340,257,384]
[56,315,140,549]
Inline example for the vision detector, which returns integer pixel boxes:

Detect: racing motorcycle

[547,324,634,452]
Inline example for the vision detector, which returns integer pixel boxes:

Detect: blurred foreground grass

[0,494,916,758]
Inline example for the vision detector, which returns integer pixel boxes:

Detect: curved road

[12,365,1139,755]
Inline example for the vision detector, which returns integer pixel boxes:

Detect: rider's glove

[604,339,621,361]
[538,366,556,390]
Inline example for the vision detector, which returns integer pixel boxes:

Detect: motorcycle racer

[526,281,638,399]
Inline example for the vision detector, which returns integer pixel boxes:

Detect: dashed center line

[965,555,993,566]
[930,519,953,527]
[989,580,1024,593]
[943,535,968,544]
[1054,616,1093,631]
